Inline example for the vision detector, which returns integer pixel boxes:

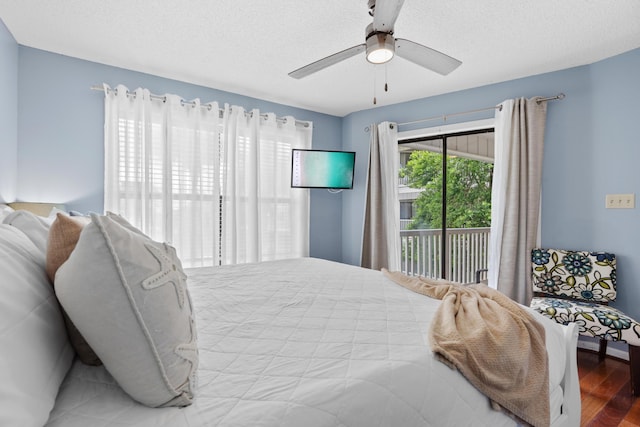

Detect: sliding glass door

[398,129,494,282]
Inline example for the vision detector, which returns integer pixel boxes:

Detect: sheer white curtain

[361,122,401,271]
[221,106,311,264]
[488,97,547,304]
[104,84,311,267]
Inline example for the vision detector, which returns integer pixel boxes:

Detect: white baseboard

[577,338,629,361]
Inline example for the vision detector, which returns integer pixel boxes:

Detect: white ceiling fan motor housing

[365,23,395,64]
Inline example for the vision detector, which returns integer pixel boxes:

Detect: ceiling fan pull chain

[385,63,389,92]
[373,66,377,105]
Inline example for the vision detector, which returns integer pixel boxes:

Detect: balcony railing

[400,219,412,230]
[400,227,490,284]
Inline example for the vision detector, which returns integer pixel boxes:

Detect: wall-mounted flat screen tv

[291,149,356,189]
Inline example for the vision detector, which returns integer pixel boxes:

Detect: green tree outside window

[400,151,493,230]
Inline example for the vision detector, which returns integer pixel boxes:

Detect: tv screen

[291,149,356,189]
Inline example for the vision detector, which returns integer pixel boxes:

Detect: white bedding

[45,258,573,427]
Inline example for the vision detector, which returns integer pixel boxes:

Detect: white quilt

[45,258,566,427]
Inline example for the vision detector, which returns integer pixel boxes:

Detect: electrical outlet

[605,193,635,209]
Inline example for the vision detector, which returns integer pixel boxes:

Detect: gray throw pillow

[55,213,198,407]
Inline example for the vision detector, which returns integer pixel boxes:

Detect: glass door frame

[397,119,495,280]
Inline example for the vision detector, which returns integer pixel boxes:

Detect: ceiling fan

[288,0,462,79]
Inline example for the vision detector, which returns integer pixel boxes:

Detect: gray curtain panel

[490,97,547,304]
[361,122,400,271]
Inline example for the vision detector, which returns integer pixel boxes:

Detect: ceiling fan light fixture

[288,0,462,79]
[366,32,395,64]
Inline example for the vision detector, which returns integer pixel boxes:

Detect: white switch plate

[605,193,635,209]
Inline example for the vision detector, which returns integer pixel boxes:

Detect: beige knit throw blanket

[382,270,550,427]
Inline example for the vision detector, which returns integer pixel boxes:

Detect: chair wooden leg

[630,345,640,396]
[598,339,608,361]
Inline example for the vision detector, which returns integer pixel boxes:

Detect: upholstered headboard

[7,202,66,217]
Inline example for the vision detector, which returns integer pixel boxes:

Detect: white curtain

[361,122,401,271]
[104,84,311,267]
[488,97,547,304]
[221,106,311,264]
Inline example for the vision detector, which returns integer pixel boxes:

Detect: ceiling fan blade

[289,44,366,79]
[372,0,405,32]
[395,38,462,75]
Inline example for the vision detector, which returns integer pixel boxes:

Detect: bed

[1,207,580,427]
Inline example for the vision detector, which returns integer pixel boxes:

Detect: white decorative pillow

[0,203,14,222]
[105,211,148,236]
[2,210,52,257]
[0,224,74,427]
[55,213,198,407]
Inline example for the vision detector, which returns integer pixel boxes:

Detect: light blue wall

[0,19,17,202]
[342,48,640,319]
[5,16,640,320]
[580,50,640,318]
[14,46,344,262]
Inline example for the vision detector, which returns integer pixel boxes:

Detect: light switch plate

[605,193,635,209]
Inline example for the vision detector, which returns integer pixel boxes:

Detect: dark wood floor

[579,349,640,426]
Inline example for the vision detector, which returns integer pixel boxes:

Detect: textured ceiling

[1,0,640,116]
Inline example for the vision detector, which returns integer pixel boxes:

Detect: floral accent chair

[529,248,640,396]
